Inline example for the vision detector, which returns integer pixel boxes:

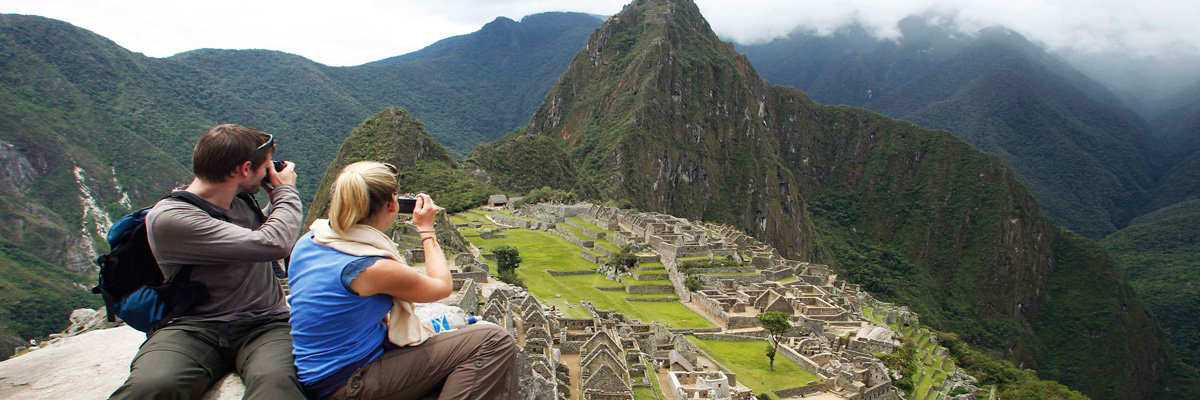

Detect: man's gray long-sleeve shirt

[146,185,303,323]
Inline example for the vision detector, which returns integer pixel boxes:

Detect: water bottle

[424,314,479,333]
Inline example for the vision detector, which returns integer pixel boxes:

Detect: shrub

[497,269,525,288]
[608,244,639,273]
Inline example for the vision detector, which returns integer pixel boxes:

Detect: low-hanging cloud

[2,0,1197,65]
[694,0,1200,59]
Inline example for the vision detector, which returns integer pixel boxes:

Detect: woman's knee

[474,323,516,354]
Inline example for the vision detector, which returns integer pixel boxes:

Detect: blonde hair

[329,161,399,235]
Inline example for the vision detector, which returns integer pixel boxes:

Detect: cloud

[2,0,1197,66]
[693,0,1200,59]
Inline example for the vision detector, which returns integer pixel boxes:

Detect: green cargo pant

[109,313,305,400]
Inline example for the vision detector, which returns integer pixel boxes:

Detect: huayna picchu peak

[469,0,1196,398]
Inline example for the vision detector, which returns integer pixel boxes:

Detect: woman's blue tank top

[287,232,391,385]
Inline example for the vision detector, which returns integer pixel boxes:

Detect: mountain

[336,12,604,155]
[737,18,1162,239]
[1102,199,1200,370]
[304,107,488,254]
[468,0,1195,397]
[0,12,596,349]
[305,106,497,225]
[1149,84,1200,210]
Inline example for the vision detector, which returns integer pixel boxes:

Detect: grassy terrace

[559,223,622,252]
[567,217,615,234]
[633,386,660,400]
[638,262,665,269]
[461,216,714,329]
[688,337,822,399]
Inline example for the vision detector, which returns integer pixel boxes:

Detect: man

[110,124,305,399]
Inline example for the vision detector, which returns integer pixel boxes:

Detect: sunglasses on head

[252,134,274,154]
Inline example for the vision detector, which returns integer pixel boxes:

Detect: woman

[287,161,516,400]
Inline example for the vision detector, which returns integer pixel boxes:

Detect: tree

[493,245,524,287]
[756,311,791,371]
[493,245,522,274]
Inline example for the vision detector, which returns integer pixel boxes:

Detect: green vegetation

[466,0,1188,397]
[1102,199,1200,369]
[756,312,790,371]
[938,332,1087,400]
[305,107,499,224]
[493,245,524,287]
[513,186,577,207]
[462,219,713,328]
[0,238,103,357]
[741,17,1162,239]
[608,244,639,273]
[687,337,821,399]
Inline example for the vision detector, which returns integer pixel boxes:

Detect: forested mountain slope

[0,12,597,353]
[739,18,1161,239]
[469,0,1196,398]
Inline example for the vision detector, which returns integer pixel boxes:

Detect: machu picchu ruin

[439,201,985,400]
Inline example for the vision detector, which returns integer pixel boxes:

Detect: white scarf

[310,219,434,347]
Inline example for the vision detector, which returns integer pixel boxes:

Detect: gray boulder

[0,325,244,399]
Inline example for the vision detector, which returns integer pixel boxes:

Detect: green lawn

[633,386,661,400]
[459,216,714,329]
[687,337,822,399]
[638,262,665,270]
[776,276,798,283]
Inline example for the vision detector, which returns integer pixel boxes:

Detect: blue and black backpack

[92,191,263,333]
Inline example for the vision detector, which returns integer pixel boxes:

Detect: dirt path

[560,353,581,400]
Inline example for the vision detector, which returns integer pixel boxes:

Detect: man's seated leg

[234,316,304,400]
[110,325,228,400]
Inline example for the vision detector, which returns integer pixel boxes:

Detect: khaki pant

[109,314,304,400]
[330,323,517,400]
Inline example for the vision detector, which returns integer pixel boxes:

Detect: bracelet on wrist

[416,229,436,233]
[421,236,438,244]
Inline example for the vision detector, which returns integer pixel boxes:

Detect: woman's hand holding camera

[412,193,439,232]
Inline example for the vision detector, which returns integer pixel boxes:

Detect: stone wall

[581,250,604,264]
[623,283,675,294]
[545,269,597,276]
[773,381,829,398]
[779,344,827,378]
[548,227,594,248]
[490,214,553,230]
[451,271,488,283]
[625,297,677,302]
[697,274,765,284]
[693,333,764,342]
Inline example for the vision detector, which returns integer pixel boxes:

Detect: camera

[397,197,417,214]
[262,160,287,183]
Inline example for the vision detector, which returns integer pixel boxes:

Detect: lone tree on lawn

[493,245,523,286]
[757,311,791,371]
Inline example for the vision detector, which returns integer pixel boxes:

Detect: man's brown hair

[192,124,274,182]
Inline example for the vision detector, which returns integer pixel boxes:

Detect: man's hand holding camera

[263,160,297,194]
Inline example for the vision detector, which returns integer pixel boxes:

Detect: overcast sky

[3,0,1198,67]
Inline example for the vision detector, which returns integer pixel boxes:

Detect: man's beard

[239,179,262,195]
